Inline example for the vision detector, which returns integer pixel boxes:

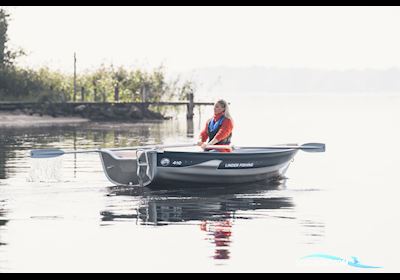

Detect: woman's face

[214,102,225,115]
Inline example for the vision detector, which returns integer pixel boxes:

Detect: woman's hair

[216,99,232,120]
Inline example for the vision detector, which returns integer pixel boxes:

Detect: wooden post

[93,87,97,102]
[92,80,97,102]
[62,90,67,102]
[186,91,194,120]
[81,86,85,101]
[186,117,194,137]
[141,83,147,102]
[131,90,135,102]
[114,84,119,102]
[73,52,77,102]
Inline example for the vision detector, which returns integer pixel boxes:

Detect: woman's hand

[197,140,203,146]
[200,142,208,150]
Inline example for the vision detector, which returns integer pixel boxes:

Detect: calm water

[0,94,399,272]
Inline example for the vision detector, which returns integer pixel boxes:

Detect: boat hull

[99,148,298,187]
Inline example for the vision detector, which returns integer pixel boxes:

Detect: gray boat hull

[99,148,298,187]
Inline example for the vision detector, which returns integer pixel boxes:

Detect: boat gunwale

[100,147,297,160]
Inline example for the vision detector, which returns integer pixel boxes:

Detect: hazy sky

[4,6,400,74]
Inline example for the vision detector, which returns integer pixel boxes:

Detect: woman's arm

[198,120,209,145]
[201,118,233,149]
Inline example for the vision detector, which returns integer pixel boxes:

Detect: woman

[197,99,233,152]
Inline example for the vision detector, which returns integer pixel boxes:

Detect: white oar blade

[301,143,325,153]
[30,149,65,158]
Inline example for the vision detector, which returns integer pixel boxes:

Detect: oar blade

[300,143,325,153]
[30,149,65,158]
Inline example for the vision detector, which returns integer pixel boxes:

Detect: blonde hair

[216,99,232,120]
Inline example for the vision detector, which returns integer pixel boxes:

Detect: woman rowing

[197,99,233,152]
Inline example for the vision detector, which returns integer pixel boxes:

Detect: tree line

[0,8,194,103]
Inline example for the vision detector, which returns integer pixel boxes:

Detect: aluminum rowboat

[99,147,298,187]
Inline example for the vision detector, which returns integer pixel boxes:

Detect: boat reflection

[101,180,293,224]
[101,180,294,260]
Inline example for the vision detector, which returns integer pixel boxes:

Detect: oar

[31,142,325,158]
[205,143,325,153]
[30,143,199,159]
[30,148,101,158]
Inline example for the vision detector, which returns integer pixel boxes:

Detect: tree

[0,8,24,68]
[0,8,9,67]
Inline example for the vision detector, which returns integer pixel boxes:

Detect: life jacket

[207,115,232,145]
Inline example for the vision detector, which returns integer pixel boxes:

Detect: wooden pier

[0,99,214,120]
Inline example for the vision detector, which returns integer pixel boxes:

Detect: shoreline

[0,111,170,128]
[0,111,90,127]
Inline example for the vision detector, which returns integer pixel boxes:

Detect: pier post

[186,118,194,137]
[93,80,97,102]
[73,52,77,102]
[141,83,149,103]
[186,91,194,120]
[81,86,85,101]
[114,84,119,102]
[93,87,97,102]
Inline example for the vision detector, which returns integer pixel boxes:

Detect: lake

[0,94,399,272]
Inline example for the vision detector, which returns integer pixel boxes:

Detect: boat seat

[112,151,137,159]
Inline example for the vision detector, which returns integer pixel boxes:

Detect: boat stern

[99,149,157,186]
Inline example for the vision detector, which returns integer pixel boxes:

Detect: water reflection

[300,219,325,245]
[0,117,328,267]
[0,129,21,180]
[101,181,294,260]
[0,121,183,179]
[186,118,194,138]
[0,151,6,180]
[201,218,233,259]
[102,181,292,223]
[0,199,7,246]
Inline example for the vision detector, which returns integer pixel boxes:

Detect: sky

[4,6,400,74]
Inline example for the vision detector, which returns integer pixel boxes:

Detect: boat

[30,142,325,188]
[99,146,300,187]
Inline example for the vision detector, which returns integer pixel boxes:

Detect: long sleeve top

[199,112,233,152]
